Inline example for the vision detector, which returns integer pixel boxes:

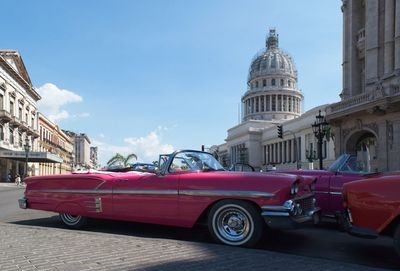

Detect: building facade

[215,30,335,170]
[38,113,74,175]
[327,0,400,172]
[0,50,41,181]
[64,131,92,169]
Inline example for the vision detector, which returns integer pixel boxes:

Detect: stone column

[264,95,267,112]
[342,0,351,99]
[365,0,379,85]
[395,0,400,70]
[384,0,395,75]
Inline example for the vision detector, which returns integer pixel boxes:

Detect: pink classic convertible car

[283,154,379,222]
[19,150,320,247]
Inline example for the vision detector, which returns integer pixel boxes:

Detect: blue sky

[2,0,342,165]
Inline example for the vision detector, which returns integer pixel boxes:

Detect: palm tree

[107,153,137,167]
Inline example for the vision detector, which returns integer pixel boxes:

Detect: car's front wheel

[208,200,264,247]
[59,213,87,229]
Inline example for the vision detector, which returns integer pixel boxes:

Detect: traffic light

[277,125,283,139]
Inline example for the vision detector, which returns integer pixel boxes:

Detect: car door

[112,173,179,226]
[329,172,363,215]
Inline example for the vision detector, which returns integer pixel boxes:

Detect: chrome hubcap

[62,214,81,225]
[216,207,251,243]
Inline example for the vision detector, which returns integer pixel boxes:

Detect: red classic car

[342,174,400,256]
[19,150,320,247]
[283,154,379,221]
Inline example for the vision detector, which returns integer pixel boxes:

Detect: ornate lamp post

[312,110,329,170]
[23,137,30,179]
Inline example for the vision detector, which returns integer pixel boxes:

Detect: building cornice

[0,55,41,101]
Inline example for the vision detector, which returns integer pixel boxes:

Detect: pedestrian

[7,172,12,183]
[15,174,21,186]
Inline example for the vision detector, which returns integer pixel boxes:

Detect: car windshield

[329,154,373,174]
[169,151,225,173]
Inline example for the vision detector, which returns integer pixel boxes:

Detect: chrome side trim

[180,190,274,198]
[315,191,342,196]
[29,189,274,198]
[113,190,178,195]
[30,189,113,194]
[330,192,342,196]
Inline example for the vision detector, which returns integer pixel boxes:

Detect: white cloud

[36,83,86,122]
[93,128,174,166]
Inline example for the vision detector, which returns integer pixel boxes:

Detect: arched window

[271,79,276,86]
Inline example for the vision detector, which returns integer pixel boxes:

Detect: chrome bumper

[18,197,27,209]
[261,194,320,229]
[341,209,378,239]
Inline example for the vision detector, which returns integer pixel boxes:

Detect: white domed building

[214,29,335,171]
[243,29,303,122]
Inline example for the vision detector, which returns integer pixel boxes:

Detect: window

[277,95,282,111]
[19,107,22,120]
[255,81,259,88]
[10,101,14,116]
[260,96,264,111]
[288,80,291,87]
[0,94,3,110]
[266,95,270,111]
[18,132,22,147]
[263,79,266,87]
[9,128,14,144]
[280,79,284,86]
[271,79,276,86]
[0,125,3,140]
[255,97,259,112]
[271,95,276,111]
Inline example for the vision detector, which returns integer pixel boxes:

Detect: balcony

[9,116,21,128]
[18,121,29,132]
[26,126,39,138]
[0,110,12,123]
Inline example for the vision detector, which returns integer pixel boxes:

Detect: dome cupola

[242,29,303,122]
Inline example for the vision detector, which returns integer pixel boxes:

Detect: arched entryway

[345,130,377,172]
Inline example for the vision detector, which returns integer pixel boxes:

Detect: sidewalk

[0,182,25,188]
[0,222,388,271]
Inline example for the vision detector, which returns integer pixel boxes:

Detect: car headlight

[290,182,299,195]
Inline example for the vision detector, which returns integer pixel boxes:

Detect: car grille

[295,196,315,213]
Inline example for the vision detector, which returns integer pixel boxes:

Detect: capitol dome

[242,29,303,122]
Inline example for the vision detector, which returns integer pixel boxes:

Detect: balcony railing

[0,110,12,123]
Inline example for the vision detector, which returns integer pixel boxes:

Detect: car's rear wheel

[59,213,87,229]
[394,223,400,256]
[208,200,264,247]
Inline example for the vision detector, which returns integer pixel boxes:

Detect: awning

[0,150,63,163]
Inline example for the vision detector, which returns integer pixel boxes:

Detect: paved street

[0,184,399,271]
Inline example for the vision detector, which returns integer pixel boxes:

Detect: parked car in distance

[342,174,400,256]
[19,150,320,247]
[281,154,380,221]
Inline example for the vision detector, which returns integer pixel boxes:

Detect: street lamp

[312,110,329,170]
[23,136,30,179]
